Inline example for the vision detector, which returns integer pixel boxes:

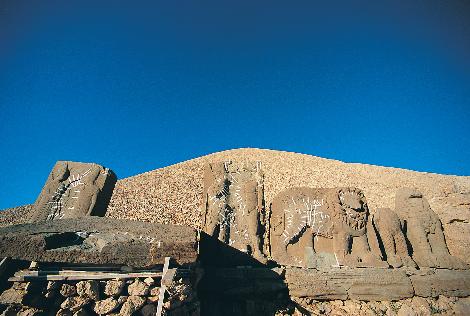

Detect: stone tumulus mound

[29,161,117,222]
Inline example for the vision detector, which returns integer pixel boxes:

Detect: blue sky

[1,1,469,209]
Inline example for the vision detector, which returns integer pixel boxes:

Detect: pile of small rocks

[0,276,199,316]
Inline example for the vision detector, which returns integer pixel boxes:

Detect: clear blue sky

[1,1,469,209]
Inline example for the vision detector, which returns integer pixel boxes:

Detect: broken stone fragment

[127,279,149,296]
[76,281,99,300]
[143,277,154,286]
[104,280,125,297]
[117,296,127,305]
[0,287,27,304]
[60,284,77,297]
[119,296,145,316]
[149,286,160,296]
[93,297,119,315]
[60,296,90,312]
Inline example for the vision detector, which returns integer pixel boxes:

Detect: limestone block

[285,267,414,301]
[119,296,145,316]
[127,279,149,296]
[30,161,117,222]
[76,281,99,300]
[410,269,470,297]
[60,296,90,312]
[104,280,125,297]
[60,284,77,297]
[93,297,119,315]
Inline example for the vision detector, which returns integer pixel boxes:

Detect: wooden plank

[156,257,171,316]
[9,272,165,282]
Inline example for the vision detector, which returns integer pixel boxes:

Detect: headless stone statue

[201,161,266,262]
[29,161,117,222]
[395,188,467,269]
[372,208,416,268]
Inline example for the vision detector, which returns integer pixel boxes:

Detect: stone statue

[394,188,467,269]
[201,161,266,261]
[270,187,386,268]
[29,161,117,222]
[372,208,417,268]
[201,162,230,242]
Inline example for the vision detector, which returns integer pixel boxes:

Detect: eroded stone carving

[372,208,416,268]
[29,161,117,222]
[201,161,265,261]
[270,187,386,268]
[395,188,467,269]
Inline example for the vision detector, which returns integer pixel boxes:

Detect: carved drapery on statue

[29,161,117,222]
[201,161,266,261]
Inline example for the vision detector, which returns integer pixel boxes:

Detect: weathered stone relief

[201,161,266,261]
[394,188,468,269]
[372,208,417,268]
[29,161,117,222]
[269,187,386,268]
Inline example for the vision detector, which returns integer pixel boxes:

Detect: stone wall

[0,276,199,315]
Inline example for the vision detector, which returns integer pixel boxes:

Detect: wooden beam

[156,257,171,316]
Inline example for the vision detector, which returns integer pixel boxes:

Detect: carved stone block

[395,188,468,269]
[269,187,386,268]
[201,161,266,261]
[29,161,117,222]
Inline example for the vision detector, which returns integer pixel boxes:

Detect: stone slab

[285,267,414,301]
[0,217,197,267]
[410,269,470,298]
[30,161,117,222]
